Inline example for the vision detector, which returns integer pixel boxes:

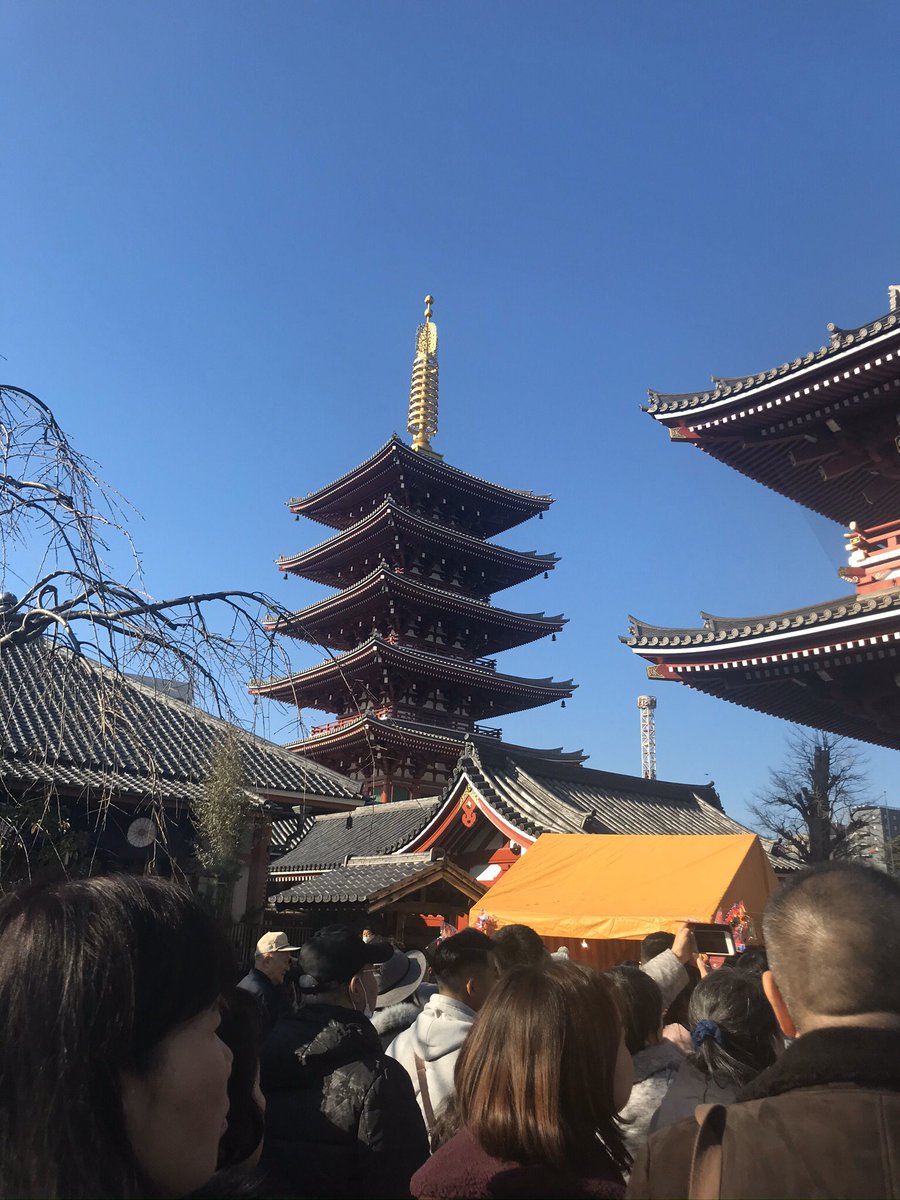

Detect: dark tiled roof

[622,588,900,651]
[271,853,436,905]
[1,638,362,804]
[270,797,442,875]
[270,814,315,859]
[407,742,745,846]
[647,301,900,415]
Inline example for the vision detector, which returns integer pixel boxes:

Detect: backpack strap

[413,1053,436,1132]
[688,1103,727,1200]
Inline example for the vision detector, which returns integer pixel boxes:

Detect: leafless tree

[749,728,870,864]
[1,384,294,714]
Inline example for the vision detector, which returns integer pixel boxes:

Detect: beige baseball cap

[257,931,302,955]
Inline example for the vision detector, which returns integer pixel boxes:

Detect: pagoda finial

[407,294,442,458]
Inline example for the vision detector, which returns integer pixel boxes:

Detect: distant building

[854,804,900,872]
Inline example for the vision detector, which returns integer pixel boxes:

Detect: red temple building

[250,298,576,799]
[624,287,900,750]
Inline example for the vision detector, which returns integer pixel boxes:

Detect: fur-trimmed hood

[372,1000,421,1048]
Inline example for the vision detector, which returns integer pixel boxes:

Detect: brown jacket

[627,1026,900,1200]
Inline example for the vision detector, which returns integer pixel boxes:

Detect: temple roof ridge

[623,587,900,648]
[646,292,900,417]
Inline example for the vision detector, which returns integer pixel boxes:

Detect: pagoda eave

[249,638,575,719]
[275,500,558,594]
[265,564,567,653]
[288,436,552,537]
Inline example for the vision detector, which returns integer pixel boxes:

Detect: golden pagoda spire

[407,294,442,457]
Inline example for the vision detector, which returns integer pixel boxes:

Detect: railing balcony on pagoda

[839,518,900,594]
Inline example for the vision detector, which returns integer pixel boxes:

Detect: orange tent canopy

[470,833,778,942]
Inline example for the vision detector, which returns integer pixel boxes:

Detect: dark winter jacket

[627,1026,900,1199]
[372,1000,422,1052]
[236,967,289,1039]
[259,1003,429,1200]
[412,1127,625,1200]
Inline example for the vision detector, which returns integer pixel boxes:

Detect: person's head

[762,861,900,1037]
[215,989,266,1174]
[603,966,664,1055]
[0,875,235,1199]
[688,968,779,1089]
[640,931,675,965]
[735,945,769,977]
[375,948,427,1010]
[454,961,631,1173]
[254,931,300,985]
[491,924,550,973]
[298,925,393,1016]
[428,928,497,1012]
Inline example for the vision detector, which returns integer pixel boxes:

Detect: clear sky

[5,2,899,825]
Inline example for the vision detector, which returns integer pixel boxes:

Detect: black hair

[216,989,265,1172]
[735,946,769,976]
[688,968,779,1089]
[640,931,674,965]
[491,924,549,972]
[427,928,495,991]
[602,965,663,1055]
[0,874,235,1199]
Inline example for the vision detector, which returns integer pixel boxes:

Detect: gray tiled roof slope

[1,638,361,803]
[272,856,432,905]
[452,743,745,841]
[270,797,441,874]
[647,302,900,414]
[622,588,900,649]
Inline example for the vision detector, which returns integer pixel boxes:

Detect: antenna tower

[637,695,657,780]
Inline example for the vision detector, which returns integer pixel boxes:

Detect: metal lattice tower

[637,695,657,780]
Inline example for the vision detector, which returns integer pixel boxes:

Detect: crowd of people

[0,860,898,1199]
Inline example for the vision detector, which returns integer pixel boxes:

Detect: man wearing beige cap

[237,931,301,1037]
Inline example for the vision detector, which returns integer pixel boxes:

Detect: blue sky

[5,2,899,824]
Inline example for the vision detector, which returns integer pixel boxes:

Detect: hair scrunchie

[691,1018,724,1049]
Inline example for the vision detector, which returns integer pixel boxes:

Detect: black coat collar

[739,1025,900,1102]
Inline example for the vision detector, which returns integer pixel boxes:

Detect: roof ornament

[407,294,442,459]
[890,285,900,313]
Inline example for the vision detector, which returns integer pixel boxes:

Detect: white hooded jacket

[386,992,476,1126]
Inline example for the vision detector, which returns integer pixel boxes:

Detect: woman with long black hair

[0,874,235,1199]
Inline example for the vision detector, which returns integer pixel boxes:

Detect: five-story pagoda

[250,298,575,800]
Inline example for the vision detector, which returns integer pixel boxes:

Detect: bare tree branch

[749,727,871,864]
